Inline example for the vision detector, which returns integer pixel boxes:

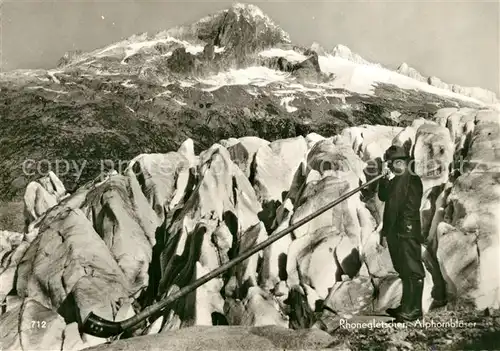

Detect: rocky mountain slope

[1,3,499,350]
[0,4,492,205]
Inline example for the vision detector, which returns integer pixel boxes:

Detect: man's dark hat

[384,145,410,161]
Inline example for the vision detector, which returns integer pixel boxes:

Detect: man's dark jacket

[378,167,424,243]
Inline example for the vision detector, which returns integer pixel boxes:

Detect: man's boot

[429,271,448,310]
[396,278,424,322]
[429,287,448,310]
[386,278,409,318]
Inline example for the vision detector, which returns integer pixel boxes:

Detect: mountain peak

[330,44,371,65]
[230,3,266,19]
[397,62,426,81]
[331,44,352,55]
[49,4,495,105]
[161,3,290,61]
[224,3,291,43]
[398,62,409,71]
[310,42,326,56]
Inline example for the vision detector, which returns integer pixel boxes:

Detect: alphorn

[82,173,385,337]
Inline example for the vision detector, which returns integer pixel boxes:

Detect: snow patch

[121,41,160,63]
[95,43,120,57]
[155,90,171,98]
[271,82,348,103]
[167,38,204,55]
[245,86,262,96]
[47,70,61,84]
[94,36,205,64]
[161,45,223,59]
[196,66,291,91]
[179,81,195,88]
[280,96,298,112]
[273,89,299,95]
[173,99,187,106]
[121,80,136,88]
[26,86,67,94]
[94,71,121,76]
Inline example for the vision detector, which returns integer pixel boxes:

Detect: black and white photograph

[0,0,499,350]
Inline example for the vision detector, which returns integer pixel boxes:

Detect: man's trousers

[386,234,426,280]
[386,230,447,301]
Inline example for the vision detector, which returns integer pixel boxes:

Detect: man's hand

[381,161,390,176]
[381,161,394,179]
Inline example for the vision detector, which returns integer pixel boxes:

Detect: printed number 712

[31,321,47,328]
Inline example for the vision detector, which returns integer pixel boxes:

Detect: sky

[1,0,499,95]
